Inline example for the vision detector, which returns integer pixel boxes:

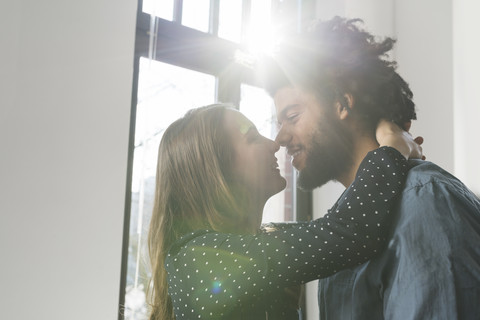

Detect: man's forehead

[274,86,308,116]
[274,86,300,105]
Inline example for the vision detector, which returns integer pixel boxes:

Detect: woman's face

[223,109,287,203]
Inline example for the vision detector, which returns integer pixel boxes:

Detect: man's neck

[337,136,379,188]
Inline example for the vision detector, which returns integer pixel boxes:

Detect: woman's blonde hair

[147,104,250,320]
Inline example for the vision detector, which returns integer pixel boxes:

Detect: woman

[148,104,422,320]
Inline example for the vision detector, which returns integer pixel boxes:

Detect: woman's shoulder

[166,229,213,258]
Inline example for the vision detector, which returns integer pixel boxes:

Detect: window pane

[239,83,295,223]
[182,0,210,32]
[124,58,216,320]
[246,0,274,53]
[142,0,174,21]
[218,0,243,42]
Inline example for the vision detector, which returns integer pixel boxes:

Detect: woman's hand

[376,119,425,160]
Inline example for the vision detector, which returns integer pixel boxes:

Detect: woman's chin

[273,177,287,195]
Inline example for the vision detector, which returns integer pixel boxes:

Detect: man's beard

[297,116,355,191]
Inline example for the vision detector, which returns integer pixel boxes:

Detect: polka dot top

[165,147,408,319]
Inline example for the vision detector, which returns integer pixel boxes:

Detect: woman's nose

[272,139,280,152]
[264,136,281,152]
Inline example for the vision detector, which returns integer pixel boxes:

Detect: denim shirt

[318,160,480,320]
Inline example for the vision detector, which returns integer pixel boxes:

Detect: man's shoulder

[403,160,466,193]
[395,159,480,226]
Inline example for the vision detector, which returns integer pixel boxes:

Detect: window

[239,83,295,222]
[119,1,315,319]
[182,0,210,32]
[218,0,243,42]
[124,59,216,320]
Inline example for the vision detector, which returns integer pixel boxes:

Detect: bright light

[219,0,281,57]
[245,0,277,56]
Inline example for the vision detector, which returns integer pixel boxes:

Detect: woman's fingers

[413,136,426,160]
[376,120,426,160]
[414,136,424,145]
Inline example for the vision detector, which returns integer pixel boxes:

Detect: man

[263,17,480,319]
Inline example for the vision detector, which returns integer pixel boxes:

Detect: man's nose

[275,126,290,147]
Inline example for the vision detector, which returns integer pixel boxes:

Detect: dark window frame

[118,1,314,318]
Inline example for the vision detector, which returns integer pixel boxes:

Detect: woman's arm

[165,146,409,318]
[262,146,406,282]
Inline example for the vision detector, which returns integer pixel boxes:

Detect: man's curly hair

[261,16,416,130]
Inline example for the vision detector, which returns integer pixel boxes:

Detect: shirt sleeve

[382,177,480,320]
[165,146,408,319]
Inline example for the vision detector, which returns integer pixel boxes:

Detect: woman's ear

[335,93,354,120]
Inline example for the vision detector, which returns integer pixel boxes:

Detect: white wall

[395,0,454,173]
[453,0,480,196]
[0,0,137,319]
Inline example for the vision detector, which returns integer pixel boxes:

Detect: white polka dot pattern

[164,147,408,319]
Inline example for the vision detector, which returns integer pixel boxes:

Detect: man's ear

[335,93,354,120]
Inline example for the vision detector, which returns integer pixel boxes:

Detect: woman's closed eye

[246,129,262,143]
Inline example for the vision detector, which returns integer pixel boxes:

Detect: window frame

[118,1,314,318]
